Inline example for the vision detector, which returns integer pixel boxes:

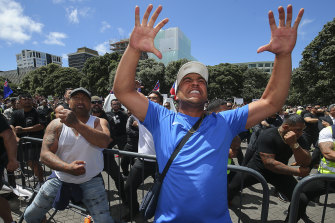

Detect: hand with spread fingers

[257,5,304,56]
[129,4,169,59]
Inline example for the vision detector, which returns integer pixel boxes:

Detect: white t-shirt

[134,117,156,162]
[318,126,333,143]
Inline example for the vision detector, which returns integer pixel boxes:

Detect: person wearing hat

[113,4,304,222]
[24,87,116,223]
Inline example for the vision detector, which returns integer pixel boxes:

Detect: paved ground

[2,143,335,223]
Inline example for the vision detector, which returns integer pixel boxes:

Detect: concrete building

[234,61,274,74]
[147,27,196,66]
[110,39,148,60]
[68,47,99,71]
[16,49,62,69]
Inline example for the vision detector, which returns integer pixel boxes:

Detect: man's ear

[282,123,290,131]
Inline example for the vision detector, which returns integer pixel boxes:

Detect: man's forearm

[74,121,111,148]
[114,46,141,99]
[265,160,299,176]
[40,150,69,172]
[293,147,311,166]
[23,124,44,133]
[261,54,292,111]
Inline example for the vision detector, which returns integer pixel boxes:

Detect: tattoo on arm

[41,119,68,171]
[260,152,296,175]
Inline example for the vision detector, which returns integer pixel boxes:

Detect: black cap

[70,87,91,99]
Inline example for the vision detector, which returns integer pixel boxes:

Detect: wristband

[291,143,300,150]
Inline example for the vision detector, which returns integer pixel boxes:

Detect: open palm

[129,5,169,59]
[257,5,304,56]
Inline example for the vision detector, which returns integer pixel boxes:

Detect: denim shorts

[24,175,115,223]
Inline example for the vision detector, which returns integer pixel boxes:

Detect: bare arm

[59,109,111,148]
[20,124,44,133]
[319,142,335,162]
[260,152,310,177]
[40,119,86,176]
[113,5,169,122]
[246,5,304,129]
[0,128,19,172]
[304,117,319,123]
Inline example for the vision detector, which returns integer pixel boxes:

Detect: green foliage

[207,63,244,100]
[164,59,190,89]
[135,58,166,95]
[240,68,269,103]
[289,18,335,105]
[81,52,121,97]
[20,63,83,97]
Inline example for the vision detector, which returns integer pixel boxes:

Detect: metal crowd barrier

[228,165,270,223]
[16,137,270,223]
[288,174,335,223]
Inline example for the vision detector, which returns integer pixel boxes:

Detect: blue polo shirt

[143,101,248,223]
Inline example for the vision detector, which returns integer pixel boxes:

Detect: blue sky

[0,0,334,71]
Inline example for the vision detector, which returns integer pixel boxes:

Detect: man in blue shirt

[113,4,304,223]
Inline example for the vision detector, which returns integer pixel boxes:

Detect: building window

[265,63,270,67]
[265,69,270,72]
[249,64,256,68]
[258,63,264,67]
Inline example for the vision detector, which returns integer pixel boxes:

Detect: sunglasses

[91,101,102,105]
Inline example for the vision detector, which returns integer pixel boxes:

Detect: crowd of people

[1,3,334,223]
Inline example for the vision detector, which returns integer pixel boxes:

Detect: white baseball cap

[176,61,208,92]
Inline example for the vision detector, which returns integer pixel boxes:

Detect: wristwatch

[291,143,300,150]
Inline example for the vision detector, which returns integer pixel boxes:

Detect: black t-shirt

[248,127,309,174]
[0,114,10,156]
[106,110,128,138]
[303,112,319,139]
[9,108,46,138]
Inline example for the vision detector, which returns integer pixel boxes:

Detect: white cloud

[117,27,125,36]
[298,18,314,37]
[44,32,67,46]
[66,6,92,24]
[100,21,111,33]
[0,0,43,44]
[66,7,79,24]
[94,41,110,55]
[32,41,38,45]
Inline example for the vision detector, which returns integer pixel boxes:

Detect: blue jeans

[24,176,114,223]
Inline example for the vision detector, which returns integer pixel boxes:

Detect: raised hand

[257,5,304,56]
[59,109,79,128]
[129,4,169,59]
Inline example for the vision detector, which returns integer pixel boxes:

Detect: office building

[147,27,196,65]
[110,39,148,60]
[16,49,62,69]
[68,47,99,71]
[234,61,274,74]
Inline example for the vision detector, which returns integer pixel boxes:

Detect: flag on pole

[3,80,13,99]
[170,81,176,97]
[153,80,160,91]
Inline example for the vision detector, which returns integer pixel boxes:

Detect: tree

[20,63,82,97]
[289,18,335,105]
[240,67,269,103]
[81,52,121,97]
[135,58,166,95]
[207,63,244,100]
